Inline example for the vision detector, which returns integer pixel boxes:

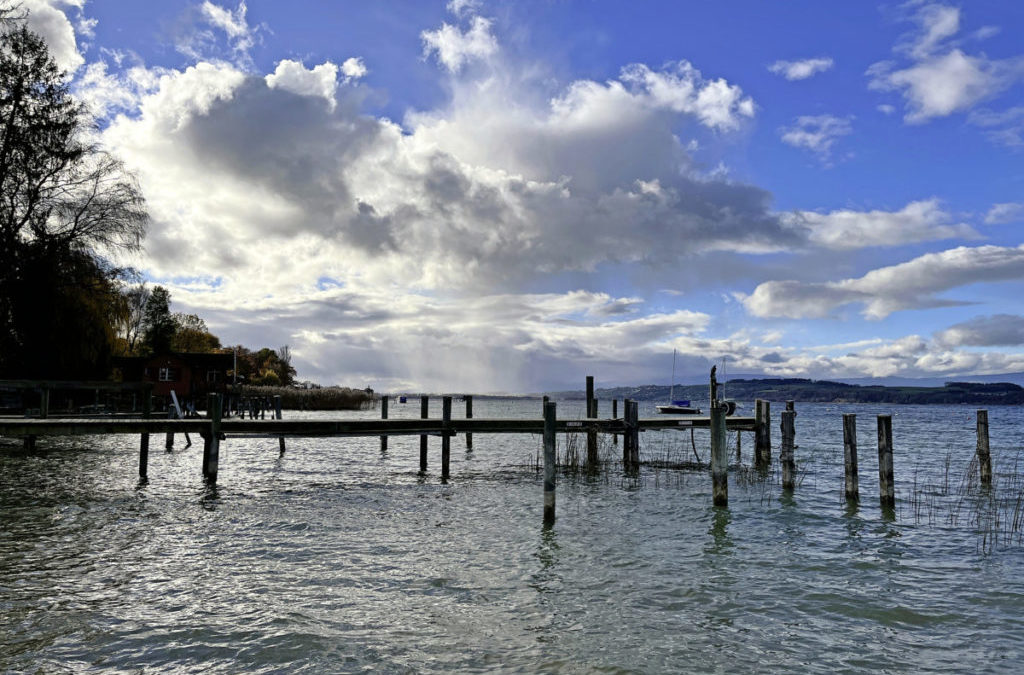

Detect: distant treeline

[557,379,1024,406]
[235,385,376,410]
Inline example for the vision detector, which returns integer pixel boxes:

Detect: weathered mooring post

[626,399,640,469]
[465,395,473,452]
[612,399,619,446]
[138,391,152,479]
[203,393,223,483]
[780,409,796,490]
[877,414,895,509]
[843,413,859,502]
[755,399,772,465]
[586,376,597,467]
[419,395,429,472]
[441,396,452,480]
[543,400,557,527]
[710,400,728,507]
[165,408,174,450]
[275,395,285,456]
[380,395,389,453]
[39,387,49,419]
[977,409,991,487]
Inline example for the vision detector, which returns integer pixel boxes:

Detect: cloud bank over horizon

[21,0,1024,391]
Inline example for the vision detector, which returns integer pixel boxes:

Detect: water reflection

[199,483,220,510]
[531,526,561,595]
[705,506,733,555]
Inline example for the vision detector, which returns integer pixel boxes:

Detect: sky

[19,0,1024,392]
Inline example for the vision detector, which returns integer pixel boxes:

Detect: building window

[206,370,220,383]
[158,367,178,382]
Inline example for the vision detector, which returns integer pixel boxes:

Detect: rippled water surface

[3,399,1024,673]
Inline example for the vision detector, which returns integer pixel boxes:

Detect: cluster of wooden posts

[0,376,1000,526]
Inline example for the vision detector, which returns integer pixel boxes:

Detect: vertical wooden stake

[165,407,174,450]
[275,395,285,456]
[441,396,452,480]
[204,393,222,483]
[710,401,728,506]
[735,428,742,461]
[419,395,429,472]
[380,395,389,453]
[543,400,557,527]
[977,409,991,487]
[627,400,640,468]
[586,376,597,467]
[139,390,152,479]
[780,410,796,491]
[756,399,772,465]
[843,413,859,502]
[877,414,895,509]
[39,388,49,419]
[612,399,618,446]
[465,395,473,452]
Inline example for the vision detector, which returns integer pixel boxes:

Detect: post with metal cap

[877,414,895,510]
[380,395,389,453]
[419,395,429,472]
[441,396,452,480]
[977,409,991,487]
[543,400,557,527]
[275,395,285,456]
[843,413,859,502]
[465,395,473,452]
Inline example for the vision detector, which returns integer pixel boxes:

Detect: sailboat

[656,349,701,415]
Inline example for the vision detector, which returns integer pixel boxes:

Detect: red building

[113,352,234,403]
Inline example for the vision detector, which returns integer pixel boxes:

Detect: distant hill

[547,378,1024,405]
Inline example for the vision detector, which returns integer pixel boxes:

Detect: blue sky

[21,0,1024,391]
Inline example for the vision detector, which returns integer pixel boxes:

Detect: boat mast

[670,348,676,402]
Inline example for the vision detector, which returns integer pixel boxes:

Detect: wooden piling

[755,399,772,465]
[780,410,796,490]
[710,401,728,506]
[419,395,429,472]
[843,413,859,502]
[877,414,894,509]
[39,388,49,419]
[612,399,618,446]
[203,393,223,483]
[380,395,389,453]
[441,396,452,479]
[465,395,473,452]
[977,409,991,487]
[139,391,152,479]
[275,395,285,456]
[165,407,174,450]
[586,376,597,467]
[543,400,557,527]
[626,399,640,469]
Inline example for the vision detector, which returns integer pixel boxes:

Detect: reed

[233,385,375,410]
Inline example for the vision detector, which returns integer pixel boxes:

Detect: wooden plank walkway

[0,416,757,437]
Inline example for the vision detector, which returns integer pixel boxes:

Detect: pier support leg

[612,399,618,447]
[140,391,152,479]
[710,402,728,506]
[543,401,557,527]
[755,399,772,466]
[465,395,473,452]
[877,414,895,510]
[165,407,174,450]
[627,400,639,469]
[419,395,429,472]
[781,410,796,491]
[380,395,388,453]
[586,376,597,468]
[977,409,991,487]
[275,395,285,456]
[204,393,223,483]
[843,413,859,502]
[441,396,452,480]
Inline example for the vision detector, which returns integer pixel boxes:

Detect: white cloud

[969,106,1024,148]
[265,59,339,109]
[619,62,755,131]
[985,202,1024,224]
[779,114,852,162]
[743,244,1024,320]
[22,0,84,72]
[786,199,979,250]
[767,57,833,81]
[421,15,498,73]
[447,0,482,18]
[936,314,1024,347]
[868,4,1024,123]
[341,57,367,81]
[176,1,261,65]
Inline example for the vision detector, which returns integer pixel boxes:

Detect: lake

[2,399,1024,673]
